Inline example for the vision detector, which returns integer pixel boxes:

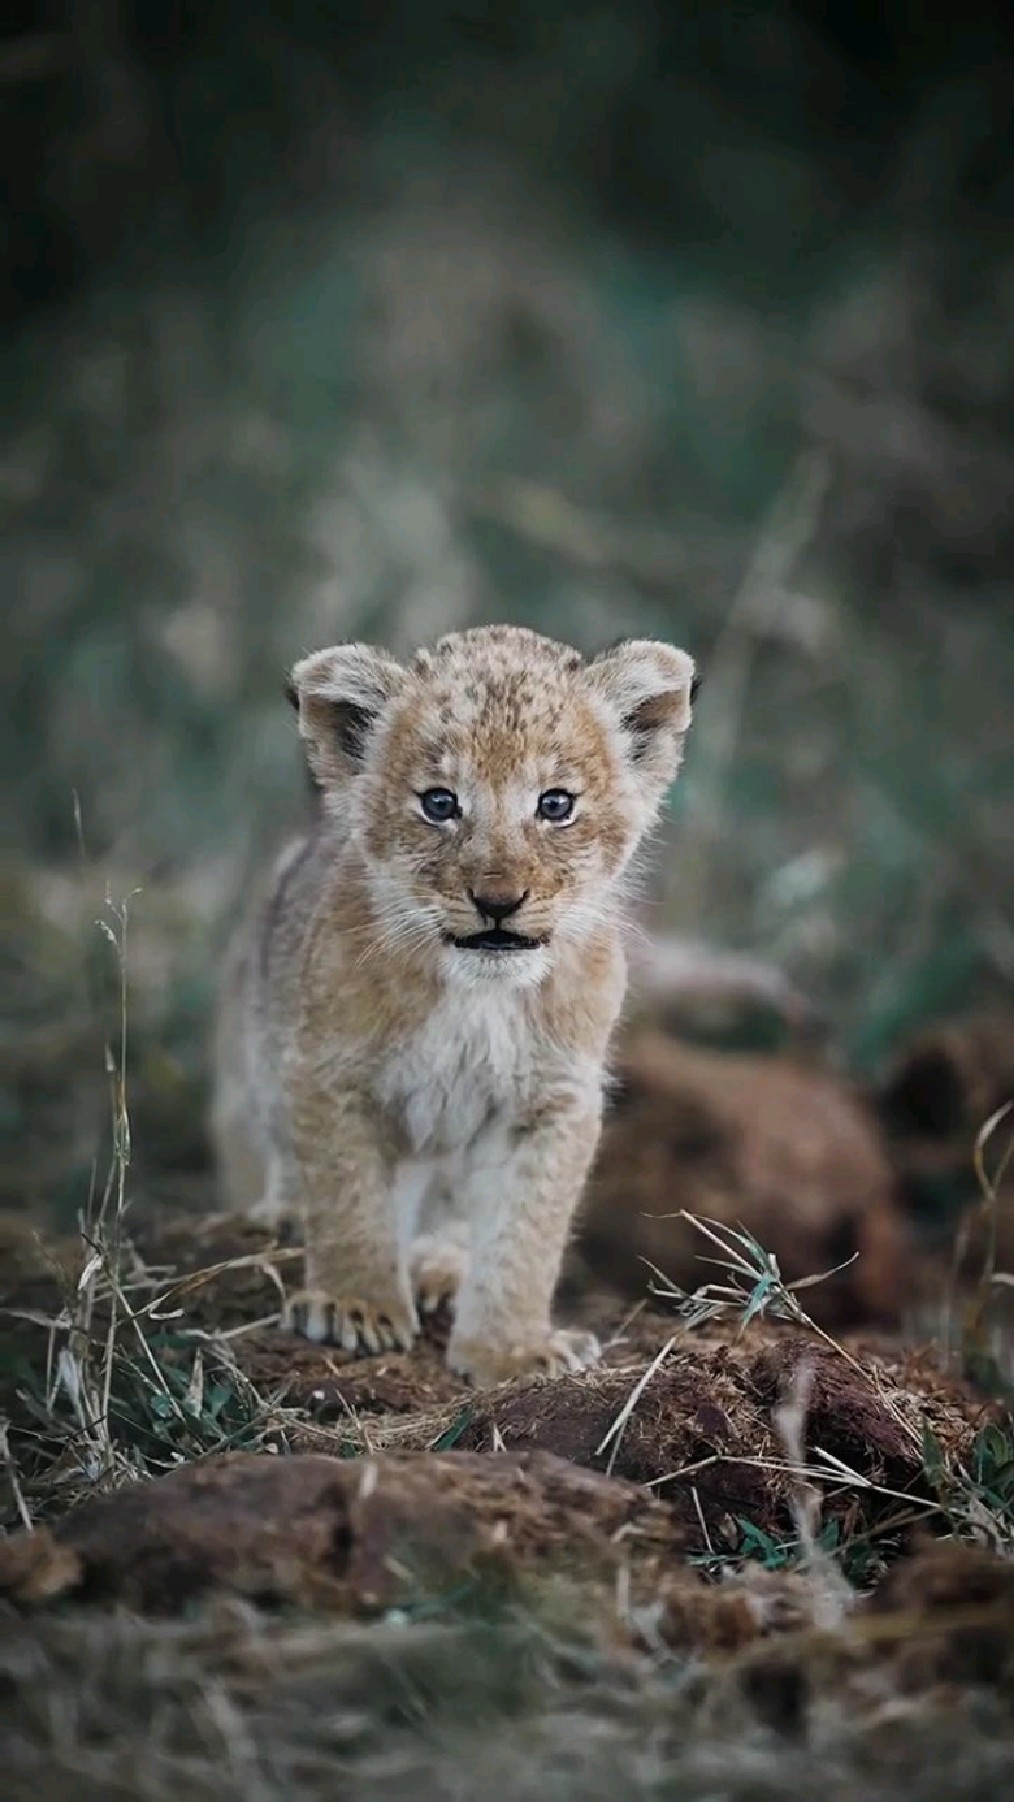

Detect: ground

[1,1059,1012,1801]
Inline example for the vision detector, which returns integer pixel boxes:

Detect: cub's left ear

[586,639,697,803]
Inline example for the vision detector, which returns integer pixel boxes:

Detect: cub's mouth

[447,928,547,953]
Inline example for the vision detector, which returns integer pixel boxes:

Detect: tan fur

[213,625,695,1385]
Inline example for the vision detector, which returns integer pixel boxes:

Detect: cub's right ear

[288,643,405,787]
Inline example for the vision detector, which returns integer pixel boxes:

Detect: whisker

[349,903,443,972]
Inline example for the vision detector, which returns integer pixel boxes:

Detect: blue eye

[537,789,576,823]
[419,788,461,824]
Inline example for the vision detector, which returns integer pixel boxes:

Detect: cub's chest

[372,993,536,1154]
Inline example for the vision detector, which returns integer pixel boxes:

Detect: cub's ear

[586,639,696,805]
[288,643,405,787]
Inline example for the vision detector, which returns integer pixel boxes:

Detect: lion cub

[214,625,695,1385]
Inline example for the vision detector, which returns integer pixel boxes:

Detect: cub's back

[212,826,335,1205]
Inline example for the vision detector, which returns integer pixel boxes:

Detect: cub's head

[291,625,695,989]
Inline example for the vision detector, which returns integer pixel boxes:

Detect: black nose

[469,889,528,925]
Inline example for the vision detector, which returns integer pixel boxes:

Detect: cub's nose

[469,889,528,925]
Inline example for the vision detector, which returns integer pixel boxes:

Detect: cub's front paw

[282,1289,418,1354]
[410,1235,470,1316]
[447,1328,601,1387]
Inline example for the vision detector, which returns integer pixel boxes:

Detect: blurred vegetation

[2,2,1012,1218]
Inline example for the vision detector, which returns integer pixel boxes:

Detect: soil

[0,1446,688,1614]
[451,1330,993,1545]
[0,1008,1011,1799]
[0,1255,1010,1802]
[0,1205,1003,1583]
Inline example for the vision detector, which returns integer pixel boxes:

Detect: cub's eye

[536,788,576,823]
[419,787,461,824]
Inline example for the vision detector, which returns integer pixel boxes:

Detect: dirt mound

[0,1447,685,1615]
[582,1033,908,1327]
[1,1204,999,1567]
[453,1331,993,1550]
[1,1184,1011,1802]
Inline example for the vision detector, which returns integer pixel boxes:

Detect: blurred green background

[3,2,1012,1219]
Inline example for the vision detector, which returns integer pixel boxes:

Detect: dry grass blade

[649,1210,920,1446]
[944,1100,1014,1379]
[139,1249,299,1321]
[973,1100,1013,1292]
[1,886,300,1520]
[594,1335,679,1478]
[0,1420,33,1531]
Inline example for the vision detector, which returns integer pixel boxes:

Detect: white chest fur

[373,986,535,1156]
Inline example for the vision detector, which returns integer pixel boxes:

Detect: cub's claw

[448,1327,601,1387]
[281,1289,418,1354]
[410,1235,469,1315]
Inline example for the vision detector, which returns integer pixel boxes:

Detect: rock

[580,1033,907,1326]
[624,933,825,1049]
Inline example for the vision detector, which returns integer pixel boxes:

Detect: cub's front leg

[448,1090,604,1386]
[283,1066,417,1354]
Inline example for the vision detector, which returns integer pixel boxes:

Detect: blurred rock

[624,932,826,1052]
[579,1031,907,1327]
